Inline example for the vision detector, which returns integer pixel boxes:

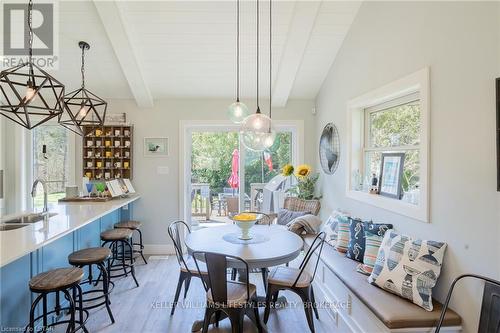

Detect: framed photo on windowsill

[379,152,405,199]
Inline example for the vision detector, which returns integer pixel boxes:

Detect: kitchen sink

[2,213,58,224]
[0,224,29,231]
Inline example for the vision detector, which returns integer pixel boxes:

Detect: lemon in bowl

[231,213,262,240]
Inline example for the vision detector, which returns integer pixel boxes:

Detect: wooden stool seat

[114,220,142,230]
[29,267,84,293]
[100,228,133,241]
[68,247,111,265]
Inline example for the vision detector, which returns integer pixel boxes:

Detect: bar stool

[100,228,139,287]
[68,247,115,324]
[27,267,88,333]
[114,220,147,264]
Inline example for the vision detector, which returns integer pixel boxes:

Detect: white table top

[0,195,140,268]
[185,225,303,269]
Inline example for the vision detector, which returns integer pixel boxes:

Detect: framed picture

[496,78,500,191]
[379,152,405,199]
[105,113,127,125]
[144,137,168,157]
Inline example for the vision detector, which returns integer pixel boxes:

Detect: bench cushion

[303,235,461,329]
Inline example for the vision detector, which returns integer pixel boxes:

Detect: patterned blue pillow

[346,218,393,263]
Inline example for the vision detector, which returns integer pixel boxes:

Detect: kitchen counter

[0,194,140,268]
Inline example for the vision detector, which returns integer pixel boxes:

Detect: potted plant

[281,164,321,200]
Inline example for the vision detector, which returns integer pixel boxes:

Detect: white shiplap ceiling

[53,1,361,107]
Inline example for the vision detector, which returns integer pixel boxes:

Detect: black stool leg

[42,293,48,329]
[27,293,44,333]
[75,285,89,333]
[55,291,61,316]
[62,289,76,333]
[136,229,148,264]
[126,240,139,287]
[121,241,128,277]
[99,262,115,323]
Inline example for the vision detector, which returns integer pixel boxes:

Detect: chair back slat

[204,253,228,303]
[192,251,250,307]
[478,281,500,333]
[294,232,326,287]
[167,220,191,271]
[436,274,500,333]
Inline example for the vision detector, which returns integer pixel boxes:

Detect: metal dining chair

[435,274,500,333]
[264,231,326,333]
[167,220,208,316]
[229,212,272,292]
[192,251,264,333]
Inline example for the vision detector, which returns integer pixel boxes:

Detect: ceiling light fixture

[227,0,249,123]
[241,0,275,151]
[0,0,65,130]
[59,41,107,135]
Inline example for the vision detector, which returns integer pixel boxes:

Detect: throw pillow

[334,213,350,253]
[368,230,447,311]
[321,210,348,247]
[356,228,386,275]
[276,209,310,226]
[346,219,393,263]
[286,214,323,235]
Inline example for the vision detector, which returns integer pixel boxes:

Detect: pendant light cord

[256,0,260,113]
[236,0,240,102]
[81,45,86,89]
[27,0,34,78]
[269,0,272,119]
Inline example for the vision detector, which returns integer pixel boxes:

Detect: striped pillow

[335,214,350,253]
[356,229,385,275]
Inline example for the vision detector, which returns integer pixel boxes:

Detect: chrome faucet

[31,179,48,214]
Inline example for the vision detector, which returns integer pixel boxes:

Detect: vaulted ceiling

[54,1,361,108]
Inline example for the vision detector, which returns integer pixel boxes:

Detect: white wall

[76,99,315,250]
[314,2,500,332]
[0,120,29,216]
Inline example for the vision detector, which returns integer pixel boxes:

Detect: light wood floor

[78,255,336,333]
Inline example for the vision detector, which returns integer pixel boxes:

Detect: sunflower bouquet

[281,164,320,200]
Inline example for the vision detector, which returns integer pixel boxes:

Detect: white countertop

[0,195,140,268]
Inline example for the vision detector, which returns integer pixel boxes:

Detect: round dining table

[185,224,304,332]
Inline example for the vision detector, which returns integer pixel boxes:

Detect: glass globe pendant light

[227,0,249,123]
[241,0,275,151]
[58,41,107,136]
[0,0,65,130]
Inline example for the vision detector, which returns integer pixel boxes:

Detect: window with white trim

[363,93,421,205]
[346,68,429,222]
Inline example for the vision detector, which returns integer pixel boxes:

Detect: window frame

[30,122,77,210]
[346,68,430,222]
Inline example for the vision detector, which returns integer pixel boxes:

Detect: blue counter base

[0,206,131,330]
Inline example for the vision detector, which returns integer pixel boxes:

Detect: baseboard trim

[144,244,175,255]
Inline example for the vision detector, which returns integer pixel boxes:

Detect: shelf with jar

[82,125,133,181]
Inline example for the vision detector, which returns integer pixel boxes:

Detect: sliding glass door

[184,122,298,226]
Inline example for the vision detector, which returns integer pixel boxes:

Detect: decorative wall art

[319,123,340,175]
[144,137,169,157]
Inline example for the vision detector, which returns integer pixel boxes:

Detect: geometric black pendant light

[0,0,65,130]
[59,41,107,135]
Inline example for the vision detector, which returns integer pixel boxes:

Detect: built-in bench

[303,235,462,332]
